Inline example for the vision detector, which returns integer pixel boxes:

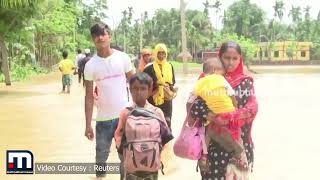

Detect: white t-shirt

[84,49,132,121]
[75,54,85,68]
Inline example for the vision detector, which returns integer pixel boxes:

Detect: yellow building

[253,41,313,61]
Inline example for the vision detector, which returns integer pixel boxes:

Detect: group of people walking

[58,22,258,180]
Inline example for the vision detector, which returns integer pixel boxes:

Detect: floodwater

[1,67,320,180]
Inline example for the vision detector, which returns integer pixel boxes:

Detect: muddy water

[1,70,320,180]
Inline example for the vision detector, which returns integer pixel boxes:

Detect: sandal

[230,157,249,171]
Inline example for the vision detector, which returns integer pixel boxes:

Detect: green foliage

[289,6,302,23]
[33,0,78,53]
[212,32,256,64]
[0,0,96,84]
[273,0,285,21]
[3,0,320,85]
[34,2,76,34]
[0,0,41,8]
[10,62,47,81]
[286,43,297,60]
[0,73,4,82]
[311,43,320,60]
[0,0,40,35]
[113,8,214,58]
[223,0,265,39]
[0,41,47,82]
[0,60,47,82]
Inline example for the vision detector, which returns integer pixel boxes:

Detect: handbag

[164,84,178,101]
[173,99,207,160]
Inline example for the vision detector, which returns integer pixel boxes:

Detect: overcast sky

[97,0,320,29]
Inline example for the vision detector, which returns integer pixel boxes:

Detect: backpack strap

[125,107,134,119]
[161,161,165,175]
[119,107,134,154]
[126,107,134,111]
[129,107,162,121]
[200,132,208,155]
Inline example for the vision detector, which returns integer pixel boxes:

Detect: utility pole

[139,13,145,52]
[180,0,188,74]
[123,30,126,53]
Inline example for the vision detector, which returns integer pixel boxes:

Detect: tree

[111,7,214,60]
[203,0,210,17]
[187,10,212,57]
[311,10,320,44]
[271,0,285,54]
[288,6,302,38]
[114,7,134,53]
[212,0,222,30]
[303,6,312,40]
[33,0,78,67]
[286,43,297,61]
[223,0,265,40]
[273,0,285,22]
[213,33,256,65]
[0,0,39,8]
[0,0,42,85]
[288,6,301,23]
[202,0,222,29]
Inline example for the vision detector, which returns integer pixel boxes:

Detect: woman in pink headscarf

[193,41,258,179]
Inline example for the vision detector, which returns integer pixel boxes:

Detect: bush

[0,62,48,83]
[0,73,4,82]
[11,62,48,81]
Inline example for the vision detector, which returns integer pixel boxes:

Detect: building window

[301,51,306,57]
[274,51,279,58]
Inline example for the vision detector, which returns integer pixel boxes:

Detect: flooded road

[1,70,320,180]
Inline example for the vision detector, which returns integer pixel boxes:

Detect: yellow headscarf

[152,43,173,105]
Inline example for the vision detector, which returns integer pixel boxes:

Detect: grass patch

[169,60,202,69]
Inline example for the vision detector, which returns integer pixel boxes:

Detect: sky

[97,0,319,30]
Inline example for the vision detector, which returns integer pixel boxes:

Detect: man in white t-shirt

[84,23,134,178]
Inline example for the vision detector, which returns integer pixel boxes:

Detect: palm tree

[212,0,222,30]
[273,0,285,22]
[303,6,312,41]
[304,6,311,20]
[288,6,301,38]
[288,6,301,23]
[128,7,133,24]
[121,9,130,52]
[202,0,222,29]
[203,0,210,17]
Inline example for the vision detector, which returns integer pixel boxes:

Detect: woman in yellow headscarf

[143,43,176,129]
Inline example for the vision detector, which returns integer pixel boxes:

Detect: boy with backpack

[114,72,173,180]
